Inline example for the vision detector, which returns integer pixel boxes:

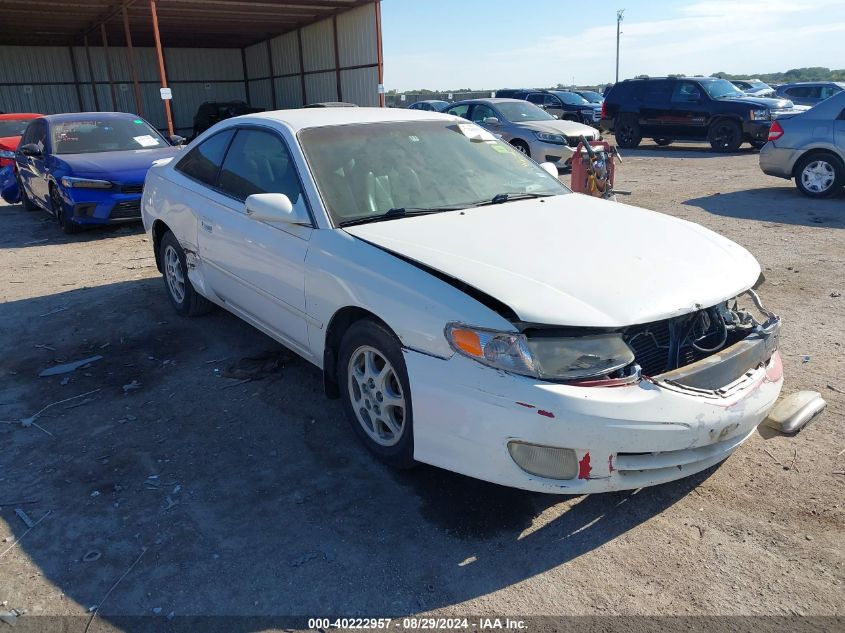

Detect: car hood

[344,195,761,327]
[721,95,794,109]
[514,120,598,136]
[0,135,21,151]
[59,147,180,183]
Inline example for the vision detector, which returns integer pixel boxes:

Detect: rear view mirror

[19,143,42,157]
[245,193,308,225]
[482,117,500,126]
[539,162,559,178]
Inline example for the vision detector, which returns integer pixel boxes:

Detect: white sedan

[142,107,785,493]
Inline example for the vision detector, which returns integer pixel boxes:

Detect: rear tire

[18,178,37,211]
[159,231,213,316]
[510,140,530,157]
[708,119,742,152]
[338,319,415,470]
[615,114,642,148]
[794,151,844,199]
[750,140,767,150]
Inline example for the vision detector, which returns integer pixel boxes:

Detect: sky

[381,0,845,90]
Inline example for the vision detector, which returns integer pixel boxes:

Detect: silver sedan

[443,98,599,170]
[759,90,845,198]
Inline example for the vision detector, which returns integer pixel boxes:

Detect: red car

[0,113,41,169]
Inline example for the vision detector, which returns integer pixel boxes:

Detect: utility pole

[616,9,625,84]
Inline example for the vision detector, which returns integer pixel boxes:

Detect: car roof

[40,112,145,123]
[778,81,845,87]
[447,98,526,106]
[0,112,41,120]
[622,76,721,82]
[242,106,453,131]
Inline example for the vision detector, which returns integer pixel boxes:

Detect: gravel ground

[0,140,842,629]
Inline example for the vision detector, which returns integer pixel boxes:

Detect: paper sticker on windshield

[457,123,496,142]
[491,143,510,153]
[133,135,158,147]
[133,119,143,124]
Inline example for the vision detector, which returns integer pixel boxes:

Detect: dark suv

[600,77,799,151]
[496,89,602,125]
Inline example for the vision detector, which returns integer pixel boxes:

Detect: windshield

[0,119,33,137]
[578,91,603,103]
[702,79,746,100]
[299,120,569,226]
[553,91,591,105]
[52,117,168,154]
[496,101,554,122]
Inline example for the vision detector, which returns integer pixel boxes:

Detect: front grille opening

[623,308,753,377]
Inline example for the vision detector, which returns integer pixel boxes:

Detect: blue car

[15,112,183,234]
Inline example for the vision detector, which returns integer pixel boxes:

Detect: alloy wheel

[347,345,406,447]
[801,160,835,193]
[164,244,186,304]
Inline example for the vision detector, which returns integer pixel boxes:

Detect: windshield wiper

[338,206,461,227]
[469,192,555,207]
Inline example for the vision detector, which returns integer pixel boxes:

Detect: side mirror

[245,193,307,225]
[169,134,186,146]
[19,143,42,157]
[539,162,559,178]
[482,116,500,126]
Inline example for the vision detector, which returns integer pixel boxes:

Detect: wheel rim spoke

[347,345,406,447]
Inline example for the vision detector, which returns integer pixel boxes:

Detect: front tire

[794,152,844,199]
[654,138,673,146]
[708,119,742,152]
[19,178,37,211]
[159,231,213,316]
[615,114,642,148]
[51,185,80,234]
[510,139,530,157]
[338,319,415,469]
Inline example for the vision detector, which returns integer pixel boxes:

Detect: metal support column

[375,0,384,107]
[332,15,342,102]
[149,0,174,136]
[68,46,84,111]
[266,37,277,110]
[297,28,306,106]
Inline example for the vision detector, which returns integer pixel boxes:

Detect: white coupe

[142,107,784,493]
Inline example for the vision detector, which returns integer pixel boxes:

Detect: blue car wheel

[51,185,80,234]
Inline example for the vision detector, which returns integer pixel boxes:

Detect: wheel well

[322,306,393,398]
[151,219,171,273]
[509,138,528,147]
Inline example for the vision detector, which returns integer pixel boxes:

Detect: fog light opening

[507,441,578,480]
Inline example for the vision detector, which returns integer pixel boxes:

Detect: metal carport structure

[0,0,384,135]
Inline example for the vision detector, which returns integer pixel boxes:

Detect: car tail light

[601,101,606,119]
[768,120,784,141]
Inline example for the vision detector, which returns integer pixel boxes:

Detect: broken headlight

[445,323,635,380]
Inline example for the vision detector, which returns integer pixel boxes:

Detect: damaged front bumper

[406,328,783,493]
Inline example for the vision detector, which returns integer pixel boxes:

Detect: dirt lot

[0,141,843,629]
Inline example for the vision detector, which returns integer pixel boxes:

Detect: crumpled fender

[0,165,20,204]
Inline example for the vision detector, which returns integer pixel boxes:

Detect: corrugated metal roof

[0,0,372,49]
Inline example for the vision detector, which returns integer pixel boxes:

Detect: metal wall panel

[244,43,269,79]
[0,84,79,114]
[337,3,378,67]
[340,67,379,107]
[270,31,300,76]
[275,76,303,109]
[301,19,335,73]
[165,48,243,81]
[304,72,337,105]
[0,46,75,83]
[247,79,273,110]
